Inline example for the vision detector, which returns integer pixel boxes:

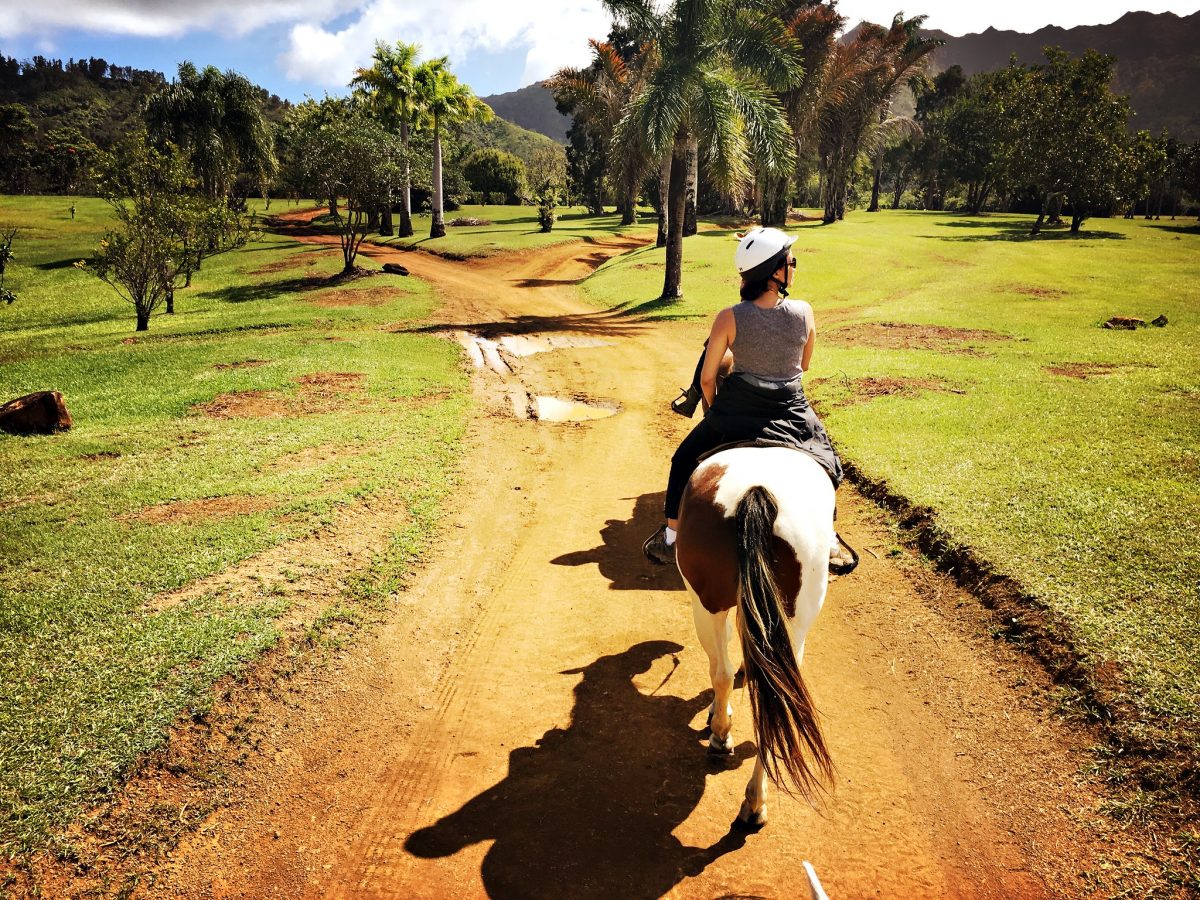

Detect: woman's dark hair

[739,252,787,301]
[739,275,773,302]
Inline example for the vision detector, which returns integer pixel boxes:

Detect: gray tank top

[730,299,813,382]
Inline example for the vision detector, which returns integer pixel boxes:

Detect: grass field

[0,196,469,854]
[586,210,1200,780]
[374,203,655,258]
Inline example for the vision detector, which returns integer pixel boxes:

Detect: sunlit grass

[585,208,1200,758]
[0,195,469,853]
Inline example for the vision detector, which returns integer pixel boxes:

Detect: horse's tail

[733,485,833,800]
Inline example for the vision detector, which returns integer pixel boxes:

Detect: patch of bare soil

[248,255,324,276]
[212,359,269,370]
[307,287,395,308]
[264,442,368,473]
[80,450,121,461]
[194,372,366,419]
[122,496,276,525]
[1045,362,1123,379]
[824,375,962,406]
[1014,284,1067,299]
[826,321,1012,355]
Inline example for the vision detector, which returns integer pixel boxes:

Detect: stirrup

[671,384,702,418]
[830,532,859,576]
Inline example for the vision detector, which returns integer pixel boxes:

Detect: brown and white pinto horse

[676,446,835,828]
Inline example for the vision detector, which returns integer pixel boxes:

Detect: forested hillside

[0,54,560,196]
[0,55,291,193]
[479,83,570,143]
[924,10,1200,138]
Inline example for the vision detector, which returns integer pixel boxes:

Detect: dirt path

[145,214,1154,898]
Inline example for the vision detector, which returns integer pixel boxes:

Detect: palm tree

[549,39,651,227]
[815,14,940,224]
[757,1,844,226]
[606,0,805,299]
[414,58,493,239]
[352,41,422,237]
[144,62,276,200]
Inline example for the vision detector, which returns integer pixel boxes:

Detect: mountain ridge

[489,11,1200,144]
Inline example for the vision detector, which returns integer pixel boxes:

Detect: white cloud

[278,0,610,88]
[0,0,356,40]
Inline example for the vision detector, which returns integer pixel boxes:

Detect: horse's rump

[676,447,834,618]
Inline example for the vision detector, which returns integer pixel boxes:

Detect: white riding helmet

[734,227,797,281]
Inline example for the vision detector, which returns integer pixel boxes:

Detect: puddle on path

[497,334,612,357]
[530,396,619,422]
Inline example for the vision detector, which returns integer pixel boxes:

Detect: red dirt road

[144,216,1155,898]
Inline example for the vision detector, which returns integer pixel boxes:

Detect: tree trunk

[683,137,698,237]
[656,153,670,248]
[758,174,788,228]
[380,205,394,236]
[136,308,150,331]
[661,131,689,300]
[1030,193,1048,235]
[822,153,840,224]
[430,120,446,239]
[891,167,905,209]
[867,151,883,212]
[971,181,991,216]
[399,122,414,238]
[620,176,637,226]
[328,196,337,217]
[165,283,174,315]
[1047,192,1064,226]
[367,207,379,231]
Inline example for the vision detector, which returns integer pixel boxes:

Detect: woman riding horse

[643,226,855,574]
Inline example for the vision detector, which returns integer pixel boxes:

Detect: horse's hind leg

[690,591,735,754]
[737,756,769,830]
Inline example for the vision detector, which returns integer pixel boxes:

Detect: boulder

[382,263,409,276]
[1151,314,1168,327]
[0,391,73,435]
[1102,316,1145,330]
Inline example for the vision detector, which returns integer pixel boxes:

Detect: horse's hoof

[734,800,767,831]
[707,733,735,756]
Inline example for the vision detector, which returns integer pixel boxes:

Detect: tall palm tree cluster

[551,1,939,298]
[351,44,492,239]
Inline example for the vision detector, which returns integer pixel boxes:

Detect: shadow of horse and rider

[406,640,758,899]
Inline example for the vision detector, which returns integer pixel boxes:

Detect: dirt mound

[213,359,269,370]
[195,372,366,419]
[308,287,395,308]
[123,496,275,525]
[827,321,1012,355]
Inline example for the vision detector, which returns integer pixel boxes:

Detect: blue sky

[3,1,1199,101]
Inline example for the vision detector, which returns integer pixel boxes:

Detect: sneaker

[829,532,859,576]
[643,525,677,566]
[670,385,702,418]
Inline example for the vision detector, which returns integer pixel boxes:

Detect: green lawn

[0,196,469,854]
[374,203,656,258]
[586,209,1200,772]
